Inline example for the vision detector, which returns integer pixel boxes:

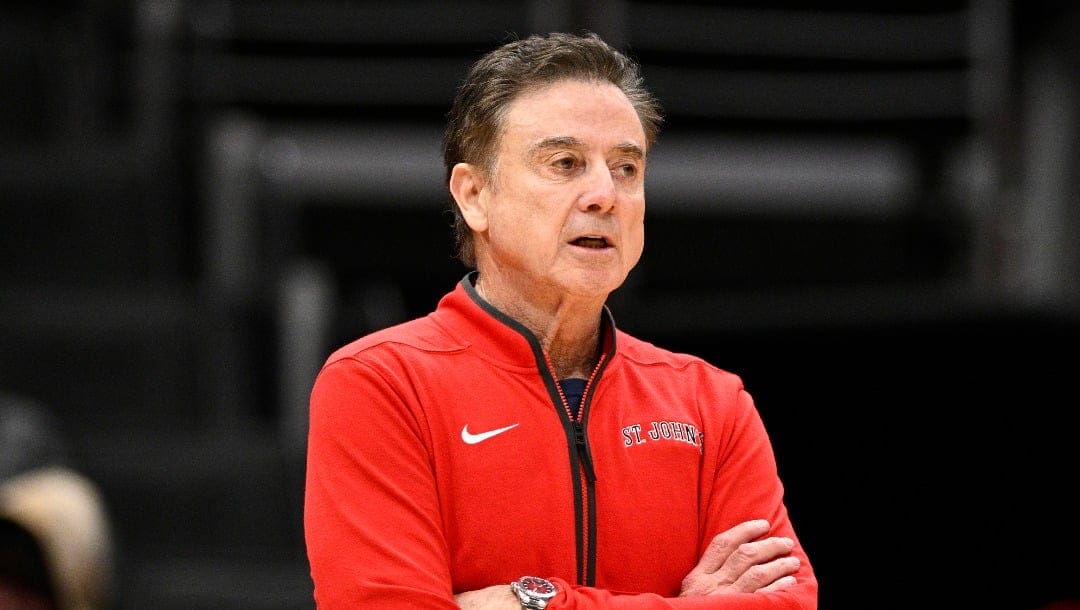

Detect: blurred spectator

[0,392,116,610]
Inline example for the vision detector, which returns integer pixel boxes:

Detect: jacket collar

[434,271,617,373]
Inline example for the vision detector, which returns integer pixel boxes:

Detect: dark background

[1,1,1078,609]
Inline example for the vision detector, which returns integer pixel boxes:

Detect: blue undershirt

[559,378,587,418]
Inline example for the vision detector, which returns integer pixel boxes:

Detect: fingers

[698,519,772,572]
[757,574,799,593]
[726,540,800,593]
[680,519,801,597]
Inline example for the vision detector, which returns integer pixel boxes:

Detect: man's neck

[474,274,604,379]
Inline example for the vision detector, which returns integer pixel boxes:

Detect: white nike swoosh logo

[461,423,519,445]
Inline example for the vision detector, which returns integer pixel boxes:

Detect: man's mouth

[571,236,610,249]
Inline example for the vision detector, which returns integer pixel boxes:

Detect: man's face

[470,78,648,303]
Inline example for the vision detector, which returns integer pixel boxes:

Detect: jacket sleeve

[304,356,459,609]
[552,586,814,610]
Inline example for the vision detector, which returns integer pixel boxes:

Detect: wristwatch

[510,575,558,609]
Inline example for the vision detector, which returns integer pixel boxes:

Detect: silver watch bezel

[511,575,558,609]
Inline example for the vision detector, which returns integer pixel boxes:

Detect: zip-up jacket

[304,273,818,609]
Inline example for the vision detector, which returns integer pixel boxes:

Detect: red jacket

[304,274,817,609]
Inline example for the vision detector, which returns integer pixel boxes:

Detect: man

[304,32,817,609]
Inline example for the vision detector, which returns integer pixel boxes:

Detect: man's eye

[553,157,577,170]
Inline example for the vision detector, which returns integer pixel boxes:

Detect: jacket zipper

[545,351,605,585]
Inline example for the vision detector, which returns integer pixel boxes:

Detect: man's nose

[579,165,617,212]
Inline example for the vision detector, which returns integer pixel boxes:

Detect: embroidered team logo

[621,420,704,452]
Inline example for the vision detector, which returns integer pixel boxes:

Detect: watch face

[519,576,557,597]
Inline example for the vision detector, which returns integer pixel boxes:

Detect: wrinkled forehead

[497,79,645,152]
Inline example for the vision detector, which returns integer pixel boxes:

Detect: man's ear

[449,162,489,232]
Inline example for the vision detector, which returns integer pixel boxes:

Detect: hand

[454,583,521,609]
[679,519,800,596]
